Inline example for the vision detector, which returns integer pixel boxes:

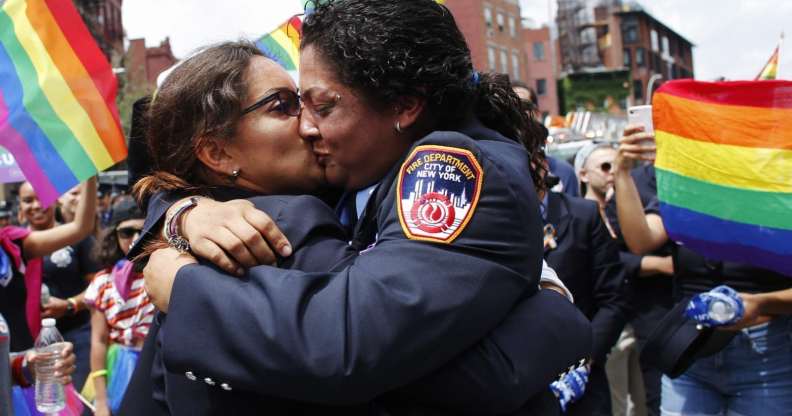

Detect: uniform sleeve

[128,192,184,260]
[390,289,592,413]
[265,195,357,272]
[587,207,629,363]
[160,135,543,404]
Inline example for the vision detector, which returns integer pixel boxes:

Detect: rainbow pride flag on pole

[654,80,792,276]
[255,15,302,72]
[756,33,783,80]
[0,0,127,207]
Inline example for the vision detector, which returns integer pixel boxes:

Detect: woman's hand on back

[144,247,197,313]
[177,198,293,275]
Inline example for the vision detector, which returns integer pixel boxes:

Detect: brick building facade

[446,0,528,82]
[125,38,178,89]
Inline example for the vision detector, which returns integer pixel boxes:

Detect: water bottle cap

[41,318,56,327]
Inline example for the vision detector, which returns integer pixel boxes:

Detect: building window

[484,6,493,28]
[633,79,643,101]
[488,46,497,71]
[621,24,638,44]
[500,48,508,73]
[636,47,645,67]
[533,42,545,61]
[497,12,505,32]
[508,15,516,38]
[512,51,520,80]
[623,48,631,67]
[651,29,659,52]
[662,36,670,56]
[652,53,662,73]
[536,79,547,96]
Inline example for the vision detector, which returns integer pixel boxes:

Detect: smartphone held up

[627,105,656,160]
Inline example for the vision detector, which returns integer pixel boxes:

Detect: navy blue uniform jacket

[121,120,592,415]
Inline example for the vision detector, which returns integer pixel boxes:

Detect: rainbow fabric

[0,0,126,206]
[654,80,792,276]
[756,44,780,80]
[255,15,302,71]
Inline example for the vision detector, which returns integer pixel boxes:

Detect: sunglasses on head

[116,226,143,239]
[241,89,301,117]
[599,162,612,173]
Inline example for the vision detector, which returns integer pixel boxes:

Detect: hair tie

[471,71,480,87]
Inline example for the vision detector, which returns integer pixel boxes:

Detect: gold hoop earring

[394,121,402,133]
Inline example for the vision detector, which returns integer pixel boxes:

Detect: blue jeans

[661,316,792,416]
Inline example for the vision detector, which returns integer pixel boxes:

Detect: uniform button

[220,383,232,391]
[204,377,216,386]
[185,371,197,381]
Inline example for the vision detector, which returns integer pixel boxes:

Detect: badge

[397,145,483,243]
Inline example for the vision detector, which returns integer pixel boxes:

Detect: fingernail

[280,244,292,257]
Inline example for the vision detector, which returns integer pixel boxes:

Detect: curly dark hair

[302,0,546,190]
[133,41,263,205]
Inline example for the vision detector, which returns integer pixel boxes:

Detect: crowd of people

[2,0,792,415]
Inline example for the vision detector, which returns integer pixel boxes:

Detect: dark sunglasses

[116,226,143,239]
[599,162,612,173]
[241,89,301,117]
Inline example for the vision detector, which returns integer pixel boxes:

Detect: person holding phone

[615,123,792,416]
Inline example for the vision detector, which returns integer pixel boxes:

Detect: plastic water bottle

[34,318,65,413]
[685,285,745,327]
[708,295,738,323]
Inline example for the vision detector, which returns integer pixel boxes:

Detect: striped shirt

[85,265,154,346]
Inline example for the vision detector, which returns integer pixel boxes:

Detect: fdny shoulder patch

[397,145,483,243]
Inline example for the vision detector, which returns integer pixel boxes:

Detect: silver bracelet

[163,197,200,253]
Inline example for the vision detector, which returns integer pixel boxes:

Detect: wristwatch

[66,297,78,315]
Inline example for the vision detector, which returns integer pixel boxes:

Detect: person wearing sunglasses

[82,196,150,416]
[574,142,617,230]
[125,3,593,412]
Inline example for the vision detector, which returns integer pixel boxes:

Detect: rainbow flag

[255,15,302,71]
[654,80,792,276]
[756,44,780,80]
[0,0,126,207]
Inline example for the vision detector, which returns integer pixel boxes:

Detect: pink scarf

[0,226,43,338]
[112,259,136,300]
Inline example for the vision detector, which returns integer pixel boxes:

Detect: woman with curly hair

[132,1,592,414]
[83,197,151,416]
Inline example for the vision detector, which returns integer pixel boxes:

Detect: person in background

[1,312,77,415]
[97,187,114,229]
[83,196,151,416]
[18,181,101,392]
[574,142,616,222]
[512,81,579,197]
[536,163,628,415]
[615,123,792,416]
[598,135,673,416]
[56,184,82,224]
[0,202,12,227]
